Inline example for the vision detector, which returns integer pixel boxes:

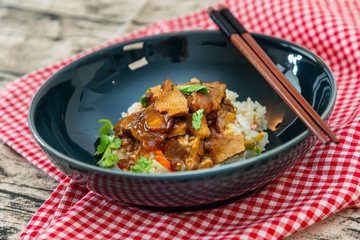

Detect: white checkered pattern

[0,0,359,239]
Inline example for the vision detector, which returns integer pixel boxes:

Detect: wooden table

[1,1,359,239]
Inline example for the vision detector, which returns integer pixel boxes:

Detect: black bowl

[28,30,336,210]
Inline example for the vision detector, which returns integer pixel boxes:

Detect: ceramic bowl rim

[28,30,337,180]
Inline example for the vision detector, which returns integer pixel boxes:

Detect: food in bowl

[95,78,269,173]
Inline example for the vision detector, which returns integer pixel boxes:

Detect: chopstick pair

[208,6,339,145]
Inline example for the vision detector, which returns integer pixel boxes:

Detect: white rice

[223,89,269,162]
[121,102,143,118]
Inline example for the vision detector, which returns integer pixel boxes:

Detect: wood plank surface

[0,0,359,239]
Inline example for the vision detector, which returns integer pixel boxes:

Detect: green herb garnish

[192,109,204,131]
[95,136,122,168]
[98,119,114,135]
[140,94,147,107]
[140,89,152,107]
[177,84,209,95]
[129,156,156,173]
[254,146,262,155]
[95,119,122,168]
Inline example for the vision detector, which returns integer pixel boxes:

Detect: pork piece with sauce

[113,78,246,172]
[204,133,245,164]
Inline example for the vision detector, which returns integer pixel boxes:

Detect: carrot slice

[155,150,164,156]
[154,155,173,172]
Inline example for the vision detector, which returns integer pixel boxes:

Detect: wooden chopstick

[208,7,339,144]
[219,7,339,144]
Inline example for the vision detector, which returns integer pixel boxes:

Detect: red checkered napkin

[0,0,359,239]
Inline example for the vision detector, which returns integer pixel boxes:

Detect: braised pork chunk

[204,133,246,164]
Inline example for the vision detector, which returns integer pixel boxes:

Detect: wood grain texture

[0,0,359,239]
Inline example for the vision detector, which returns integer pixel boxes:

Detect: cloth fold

[0,0,359,239]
